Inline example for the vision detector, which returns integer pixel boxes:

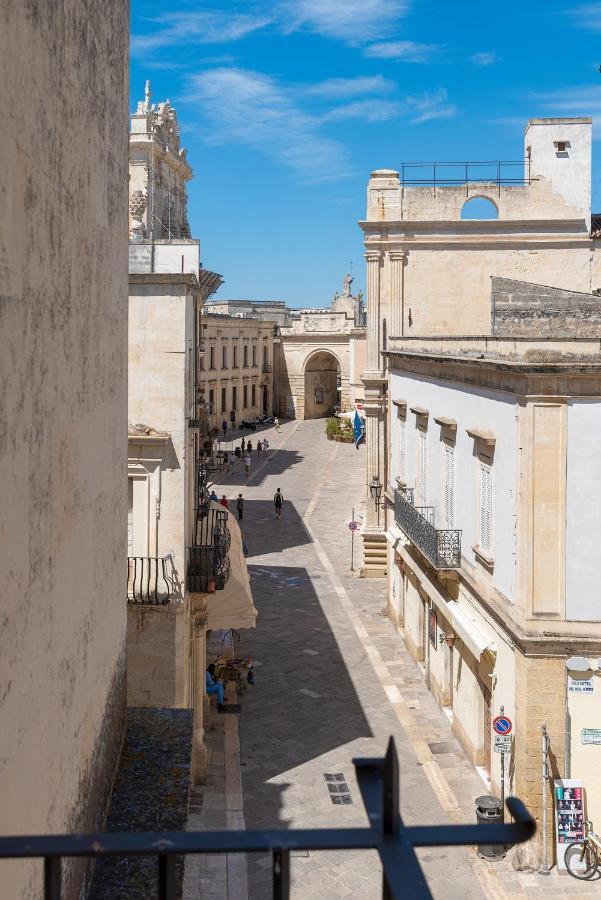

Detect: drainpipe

[539,723,551,876]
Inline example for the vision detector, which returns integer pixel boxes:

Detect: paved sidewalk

[207,419,595,899]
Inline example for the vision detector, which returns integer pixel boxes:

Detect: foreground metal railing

[394,488,461,569]
[0,739,534,900]
[127,556,172,605]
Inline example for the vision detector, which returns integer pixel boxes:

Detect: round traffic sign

[348,521,359,531]
[493,716,512,735]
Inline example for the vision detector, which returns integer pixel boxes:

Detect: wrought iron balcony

[127,556,172,605]
[187,506,231,592]
[0,738,535,900]
[394,488,461,569]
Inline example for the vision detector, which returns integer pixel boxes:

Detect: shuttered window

[478,461,493,557]
[398,416,407,482]
[441,444,455,528]
[416,430,428,506]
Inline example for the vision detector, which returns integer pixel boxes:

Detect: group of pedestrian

[217,488,284,520]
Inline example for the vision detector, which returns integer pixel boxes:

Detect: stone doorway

[303,350,340,419]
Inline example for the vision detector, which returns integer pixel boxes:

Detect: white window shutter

[399,418,406,482]
[479,462,493,556]
[442,444,455,528]
[417,430,427,506]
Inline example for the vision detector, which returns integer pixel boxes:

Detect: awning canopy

[206,503,257,630]
[338,409,366,420]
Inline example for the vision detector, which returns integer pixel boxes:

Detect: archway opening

[460,196,499,220]
[303,351,340,419]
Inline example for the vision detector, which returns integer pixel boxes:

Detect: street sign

[494,734,512,753]
[493,715,512,735]
[347,521,359,531]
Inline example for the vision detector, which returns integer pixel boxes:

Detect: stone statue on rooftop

[342,273,353,297]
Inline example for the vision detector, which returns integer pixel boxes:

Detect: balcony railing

[187,506,231,592]
[127,557,172,605]
[394,488,461,569]
[0,738,535,900]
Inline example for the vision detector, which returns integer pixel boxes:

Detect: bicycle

[565,820,601,880]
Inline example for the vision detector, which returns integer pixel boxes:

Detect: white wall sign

[494,734,512,753]
[582,729,601,745]
[569,676,594,694]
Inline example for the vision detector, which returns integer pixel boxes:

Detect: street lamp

[370,476,382,526]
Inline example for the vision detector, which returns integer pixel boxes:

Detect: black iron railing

[127,556,172,605]
[187,506,231,592]
[0,738,534,900]
[394,488,461,569]
[399,159,530,187]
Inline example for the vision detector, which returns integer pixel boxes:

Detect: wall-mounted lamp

[370,476,382,526]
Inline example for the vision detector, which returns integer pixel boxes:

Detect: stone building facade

[127,89,256,783]
[0,3,129,898]
[361,116,601,868]
[199,314,276,430]
[275,275,367,419]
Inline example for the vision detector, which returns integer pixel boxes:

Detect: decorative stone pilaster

[389,250,407,338]
[191,602,208,784]
[365,250,382,372]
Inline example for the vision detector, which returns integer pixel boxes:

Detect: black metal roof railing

[399,159,530,187]
[127,556,172,605]
[0,738,534,900]
[394,488,461,569]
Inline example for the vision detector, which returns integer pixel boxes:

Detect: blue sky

[131,0,601,306]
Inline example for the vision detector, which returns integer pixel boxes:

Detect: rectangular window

[252,384,256,406]
[398,414,407,483]
[478,461,493,557]
[441,444,455,528]
[252,345,257,367]
[416,430,428,507]
[243,384,248,408]
[208,388,214,413]
[233,345,238,368]
[232,386,237,410]
[222,346,227,369]
[243,345,248,367]
[263,345,268,366]
[209,346,215,369]
[221,387,227,413]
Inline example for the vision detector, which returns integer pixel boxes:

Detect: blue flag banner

[354,410,364,448]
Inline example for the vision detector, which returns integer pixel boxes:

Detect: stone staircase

[361,530,387,577]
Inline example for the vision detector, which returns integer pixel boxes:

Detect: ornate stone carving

[193,610,208,636]
[129,189,147,241]
[342,273,354,297]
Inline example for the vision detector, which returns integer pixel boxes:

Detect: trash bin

[475,795,505,860]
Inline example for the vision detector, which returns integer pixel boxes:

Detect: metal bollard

[475,795,506,860]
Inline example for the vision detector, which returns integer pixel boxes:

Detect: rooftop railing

[399,159,530,187]
[127,556,172,605]
[0,738,534,900]
[394,488,461,569]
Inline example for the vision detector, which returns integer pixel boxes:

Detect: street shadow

[235,562,373,897]
[233,500,312,556]
[214,448,305,489]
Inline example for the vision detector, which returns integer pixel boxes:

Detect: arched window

[460,197,499,220]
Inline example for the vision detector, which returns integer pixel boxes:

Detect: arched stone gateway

[303,349,340,419]
[273,275,367,420]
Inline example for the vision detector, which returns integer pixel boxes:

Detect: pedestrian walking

[209,490,218,502]
[247,439,253,454]
[244,454,251,476]
[241,437,246,453]
[257,440,263,455]
[222,419,227,437]
[234,445,241,459]
[263,438,269,450]
[219,495,229,509]
[273,487,283,518]
[236,493,244,520]
[242,538,249,559]
[274,416,280,432]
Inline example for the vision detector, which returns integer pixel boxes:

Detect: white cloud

[185,68,351,181]
[363,40,441,62]
[277,0,409,43]
[321,100,402,122]
[131,10,271,56]
[405,89,457,123]
[304,75,395,99]
[470,51,498,66]
[570,3,601,30]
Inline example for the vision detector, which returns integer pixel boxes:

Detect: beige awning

[206,504,257,630]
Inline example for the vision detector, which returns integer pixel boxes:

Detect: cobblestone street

[200,418,597,899]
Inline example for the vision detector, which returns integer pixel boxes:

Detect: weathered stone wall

[492,276,601,336]
[0,2,129,897]
[127,603,189,708]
